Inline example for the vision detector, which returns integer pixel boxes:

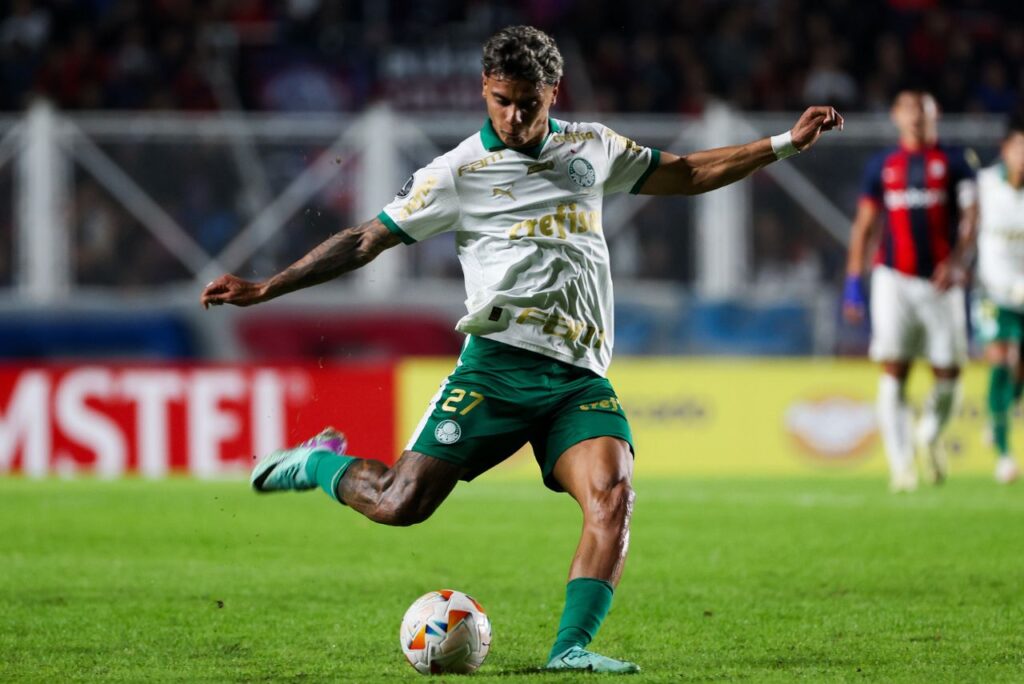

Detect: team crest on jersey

[928,159,946,179]
[435,420,461,444]
[567,157,596,187]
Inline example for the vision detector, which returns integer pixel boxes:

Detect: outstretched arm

[200,217,400,308]
[637,106,843,196]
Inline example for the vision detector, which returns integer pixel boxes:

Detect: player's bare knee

[587,479,635,531]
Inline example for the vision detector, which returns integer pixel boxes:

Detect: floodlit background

[2,3,1024,683]
[0,0,1020,476]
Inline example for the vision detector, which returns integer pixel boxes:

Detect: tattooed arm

[200,217,401,308]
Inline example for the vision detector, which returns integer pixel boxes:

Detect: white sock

[917,378,959,446]
[878,374,914,474]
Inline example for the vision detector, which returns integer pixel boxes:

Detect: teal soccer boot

[250,428,348,493]
[545,646,640,674]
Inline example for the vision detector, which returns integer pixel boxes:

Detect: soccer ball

[400,589,491,675]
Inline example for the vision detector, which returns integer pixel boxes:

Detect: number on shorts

[442,388,485,415]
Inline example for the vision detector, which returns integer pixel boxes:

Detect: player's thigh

[869,266,920,363]
[550,436,634,505]
[405,371,531,484]
[920,285,967,370]
[531,378,634,492]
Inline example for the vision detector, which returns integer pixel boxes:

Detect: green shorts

[975,299,1024,343]
[407,335,634,492]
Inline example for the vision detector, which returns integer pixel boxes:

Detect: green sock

[548,577,614,662]
[989,365,1014,456]
[302,449,356,503]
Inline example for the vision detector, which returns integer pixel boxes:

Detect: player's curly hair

[482,26,563,86]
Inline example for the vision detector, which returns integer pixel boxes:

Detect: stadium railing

[0,103,1005,357]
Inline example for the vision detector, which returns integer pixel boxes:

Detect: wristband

[770,131,800,160]
[843,274,865,309]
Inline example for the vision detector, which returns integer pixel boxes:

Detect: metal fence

[0,103,1007,355]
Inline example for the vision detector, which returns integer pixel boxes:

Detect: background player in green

[201,25,842,673]
[975,115,1024,484]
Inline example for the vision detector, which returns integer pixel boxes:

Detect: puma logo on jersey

[526,161,555,175]
[492,185,516,201]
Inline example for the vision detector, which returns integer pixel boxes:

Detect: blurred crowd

[0,0,1021,114]
[0,0,1018,301]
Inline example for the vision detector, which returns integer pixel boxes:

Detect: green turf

[0,477,1022,683]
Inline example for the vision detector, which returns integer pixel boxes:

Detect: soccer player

[975,115,1024,484]
[843,91,978,492]
[202,26,842,673]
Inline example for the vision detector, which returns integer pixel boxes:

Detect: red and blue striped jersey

[859,144,976,279]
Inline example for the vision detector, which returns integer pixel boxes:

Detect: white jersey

[977,164,1024,310]
[378,118,659,376]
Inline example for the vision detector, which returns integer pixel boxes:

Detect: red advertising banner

[0,364,395,478]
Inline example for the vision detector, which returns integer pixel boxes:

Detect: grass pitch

[0,476,1022,682]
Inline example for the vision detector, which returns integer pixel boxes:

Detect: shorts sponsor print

[406,336,633,491]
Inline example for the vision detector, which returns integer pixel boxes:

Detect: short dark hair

[482,26,563,86]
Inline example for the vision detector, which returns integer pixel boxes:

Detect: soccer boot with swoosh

[545,646,640,674]
[250,427,348,493]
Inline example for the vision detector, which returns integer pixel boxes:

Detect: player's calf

[336,450,463,526]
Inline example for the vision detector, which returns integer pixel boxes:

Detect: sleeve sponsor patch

[396,174,414,198]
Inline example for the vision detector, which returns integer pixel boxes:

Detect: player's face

[1004,132,1024,179]
[482,74,558,149]
[891,92,938,145]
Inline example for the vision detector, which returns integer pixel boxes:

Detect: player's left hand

[790,106,844,151]
[931,260,966,292]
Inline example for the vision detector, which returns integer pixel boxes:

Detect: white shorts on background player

[869,264,967,367]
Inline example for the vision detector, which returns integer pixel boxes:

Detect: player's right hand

[790,106,843,151]
[200,274,268,309]
[842,274,866,324]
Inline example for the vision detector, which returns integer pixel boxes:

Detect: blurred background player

[202,25,842,675]
[843,91,979,492]
[974,115,1024,484]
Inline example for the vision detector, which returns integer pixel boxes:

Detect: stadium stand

[0,1,1020,115]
